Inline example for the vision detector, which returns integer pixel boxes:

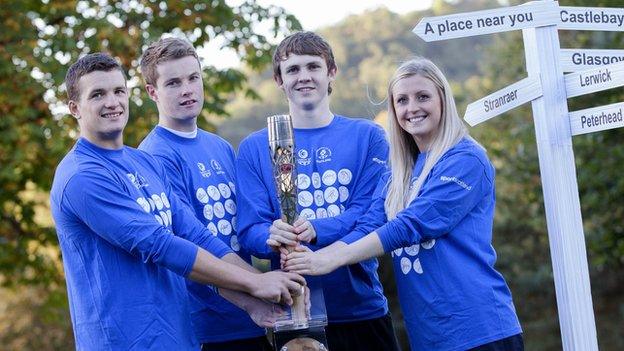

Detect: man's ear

[328,66,337,82]
[273,75,284,89]
[68,100,81,120]
[145,84,158,102]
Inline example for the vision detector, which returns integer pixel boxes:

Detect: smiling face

[391,74,443,151]
[146,55,204,131]
[276,54,335,113]
[68,69,128,149]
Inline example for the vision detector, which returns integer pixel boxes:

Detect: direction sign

[560,49,624,72]
[559,6,624,31]
[564,60,624,98]
[413,1,559,42]
[464,77,542,126]
[569,102,624,136]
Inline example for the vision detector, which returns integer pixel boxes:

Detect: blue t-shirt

[236,115,390,322]
[139,126,265,343]
[343,138,521,351]
[50,138,232,351]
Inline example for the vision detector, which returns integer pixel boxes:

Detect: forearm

[188,248,257,294]
[217,253,266,310]
[334,231,385,267]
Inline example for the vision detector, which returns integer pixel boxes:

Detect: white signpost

[464,77,542,126]
[414,1,624,350]
[569,102,624,136]
[560,48,624,72]
[564,60,624,98]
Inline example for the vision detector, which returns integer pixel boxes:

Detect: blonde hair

[385,57,470,219]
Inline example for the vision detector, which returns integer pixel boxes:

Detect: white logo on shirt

[316,147,332,163]
[126,172,149,189]
[197,162,211,178]
[392,239,436,275]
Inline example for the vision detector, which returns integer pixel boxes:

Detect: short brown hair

[272,31,337,94]
[65,53,123,101]
[140,37,199,86]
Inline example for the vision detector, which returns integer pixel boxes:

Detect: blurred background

[1,0,622,349]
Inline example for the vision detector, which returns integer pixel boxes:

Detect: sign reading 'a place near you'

[413,1,559,41]
[464,77,542,126]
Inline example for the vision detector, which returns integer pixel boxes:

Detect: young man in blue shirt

[138,37,274,351]
[235,31,400,351]
[50,53,305,351]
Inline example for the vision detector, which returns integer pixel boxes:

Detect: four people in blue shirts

[51,29,522,350]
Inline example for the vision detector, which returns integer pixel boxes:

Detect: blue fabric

[344,138,521,350]
[50,138,232,350]
[236,115,390,322]
[139,126,265,343]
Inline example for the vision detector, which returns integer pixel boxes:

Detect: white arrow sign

[564,60,624,98]
[569,102,624,136]
[559,6,624,31]
[413,1,559,42]
[560,49,624,72]
[464,76,542,126]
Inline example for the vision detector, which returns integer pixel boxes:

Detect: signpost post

[413,1,624,350]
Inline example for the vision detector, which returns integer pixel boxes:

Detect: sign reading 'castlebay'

[560,49,624,72]
[413,1,559,41]
[569,102,624,136]
[559,6,624,31]
[564,60,624,98]
[464,77,542,126]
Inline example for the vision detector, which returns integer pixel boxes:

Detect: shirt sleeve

[154,157,233,259]
[235,139,278,258]
[340,174,390,245]
[62,171,198,277]
[312,126,389,247]
[376,153,492,252]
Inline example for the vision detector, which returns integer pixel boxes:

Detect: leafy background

[1,0,622,349]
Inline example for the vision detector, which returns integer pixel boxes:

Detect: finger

[267,238,281,247]
[284,260,307,270]
[286,266,312,275]
[272,219,295,232]
[293,217,305,227]
[294,245,312,253]
[280,287,293,306]
[270,233,298,246]
[285,272,306,286]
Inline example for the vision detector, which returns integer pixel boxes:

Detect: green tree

[0,1,300,349]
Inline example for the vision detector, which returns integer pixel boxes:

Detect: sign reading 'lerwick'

[464,77,542,126]
[564,60,624,98]
[413,1,559,41]
[569,102,624,136]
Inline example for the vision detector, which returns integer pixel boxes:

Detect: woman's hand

[282,245,338,276]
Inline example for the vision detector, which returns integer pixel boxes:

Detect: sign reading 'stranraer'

[464,77,542,126]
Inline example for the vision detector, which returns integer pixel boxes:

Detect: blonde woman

[283,58,523,351]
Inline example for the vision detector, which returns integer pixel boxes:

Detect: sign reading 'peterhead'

[559,6,624,31]
[560,49,624,72]
[564,60,624,98]
[413,1,559,41]
[464,77,542,126]
[569,102,624,136]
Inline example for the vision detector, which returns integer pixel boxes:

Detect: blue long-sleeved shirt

[50,138,232,350]
[343,138,521,350]
[139,126,264,343]
[236,115,390,322]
